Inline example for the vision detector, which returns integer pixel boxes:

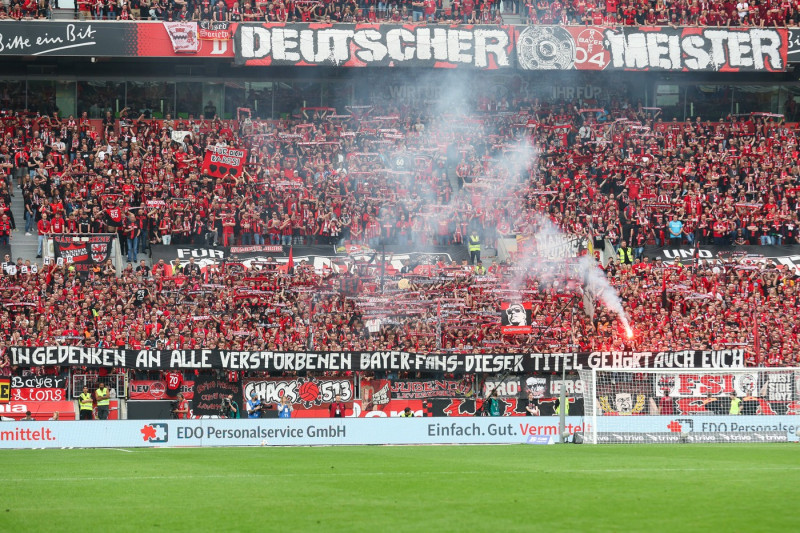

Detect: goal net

[577,368,800,444]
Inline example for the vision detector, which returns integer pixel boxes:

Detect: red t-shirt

[37,219,51,235]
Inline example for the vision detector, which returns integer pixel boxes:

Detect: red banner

[201,146,247,179]
[0,400,77,420]
[391,379,471,399]
[0,22,790,73]
[129,380,195,400]
[11,388,66,402]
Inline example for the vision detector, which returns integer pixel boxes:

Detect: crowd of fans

[6,0,800,27]
[1,81,800,378]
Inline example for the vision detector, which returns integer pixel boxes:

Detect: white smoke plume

[521,215,632,338]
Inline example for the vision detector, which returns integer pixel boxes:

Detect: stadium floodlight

[577,367,799,444]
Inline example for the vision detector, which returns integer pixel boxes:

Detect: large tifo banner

[517,26,787,72]
[11,346,745,372]
[0,416,797,449]
[0,22,790,72]
[233,23,515,68]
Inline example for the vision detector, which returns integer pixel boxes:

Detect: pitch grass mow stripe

[3,444,798,532]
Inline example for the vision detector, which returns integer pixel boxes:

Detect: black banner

[424,397,585,417]
[0,22,136,56]
[191,374,241,416]
[644,245,800,273]
[51,234,114,276]
[788,29,800,62]
[150,244,463,277]
[10,346,745,372]
[127,400,177,420]
[234,23,515,69]
[10,372,69,390]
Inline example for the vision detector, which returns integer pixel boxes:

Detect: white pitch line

[108,448,135,453]
[8,466,800,483]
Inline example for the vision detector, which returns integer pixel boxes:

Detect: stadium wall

[0,416,797,449]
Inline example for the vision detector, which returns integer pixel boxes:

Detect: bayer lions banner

[233,23,515,68]
[11,346,745,372]
[516,26,787,72]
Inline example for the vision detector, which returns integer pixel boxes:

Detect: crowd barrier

[0,415,797,448]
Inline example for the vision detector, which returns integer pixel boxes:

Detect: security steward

[730,393,742,415]
[95,382,110,420]
[555,397,570,415]
[468,229,481,265]
[79,386,94,420]
[617,240,633,265]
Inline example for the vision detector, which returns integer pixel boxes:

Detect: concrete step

[50,8,78,21]
[502,13,524,25]
[10,182,39,264]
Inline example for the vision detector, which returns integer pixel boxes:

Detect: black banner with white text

[51,234,115,276]
[11,346,745,372]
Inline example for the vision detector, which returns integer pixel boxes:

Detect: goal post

[577,367,800,444]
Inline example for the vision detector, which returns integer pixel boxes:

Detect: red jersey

[164,371,183,395]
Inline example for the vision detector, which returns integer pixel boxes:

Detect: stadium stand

[1,88,799,376]
[8,0,800,25]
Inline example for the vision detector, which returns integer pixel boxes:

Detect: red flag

[287,246,294,274]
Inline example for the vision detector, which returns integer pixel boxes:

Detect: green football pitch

[2,444,797,532]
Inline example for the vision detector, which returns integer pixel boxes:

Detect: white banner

[0,415,798,448]
[164,22,199,54]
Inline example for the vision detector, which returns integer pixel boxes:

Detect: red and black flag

[500,302,533,335]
